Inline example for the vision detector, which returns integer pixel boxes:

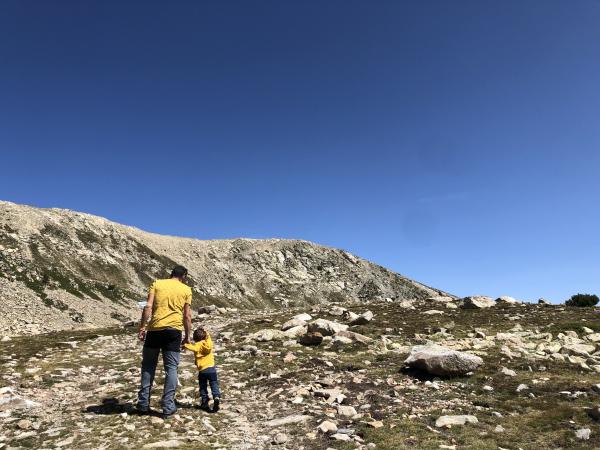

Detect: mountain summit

[0,200,449,335]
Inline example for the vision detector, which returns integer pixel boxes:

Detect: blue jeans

[198,367,221,403]
[137,346,180,414]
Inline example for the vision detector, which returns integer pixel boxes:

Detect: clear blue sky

[1,1,599,302]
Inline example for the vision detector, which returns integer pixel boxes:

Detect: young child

[183,327,221,412]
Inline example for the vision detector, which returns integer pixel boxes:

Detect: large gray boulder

[307,319,348,336]
[404,344,484,376]
[349,310,374,325]
[461,296,495,309]
[495,295,520,305]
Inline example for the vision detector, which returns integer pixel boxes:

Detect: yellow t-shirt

[183,334,215,371]
[147,278,192,331]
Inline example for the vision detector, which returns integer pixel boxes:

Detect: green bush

[565,293,599,307]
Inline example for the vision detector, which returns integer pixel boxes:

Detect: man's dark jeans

[137,328,181,415]
[198,366,221,403]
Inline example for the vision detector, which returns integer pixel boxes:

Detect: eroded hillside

[0,201,447,335]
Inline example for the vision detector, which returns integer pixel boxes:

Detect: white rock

[435,415,478,427]
[585,333,600,343]
[516,384,529,392]
[273,433,288,444]
[423,310,444,315]
[317,420,338,433]
[337,405,358,417]
[281,318,306,331]
[500,367,517,377]
[461,296,495,309]
[283,325,308,338]
[329,306,347,316]
[251,329,287,342]
[293,313,312,322]
[143,440,183,448]
[266,414,311,427]
[349,310,374,325]
[575,428,591,440]
[495,296,520,305]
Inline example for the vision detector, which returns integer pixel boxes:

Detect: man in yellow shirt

[136,265,192,417]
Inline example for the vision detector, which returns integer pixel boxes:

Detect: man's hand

[138,329,146,341]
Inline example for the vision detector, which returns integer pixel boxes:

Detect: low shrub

[565,293,599,307]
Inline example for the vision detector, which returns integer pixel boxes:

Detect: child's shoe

[212,397,220,413]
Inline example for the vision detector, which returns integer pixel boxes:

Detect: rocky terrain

[1,200,599,449]
[0,200,446,336]
[1,298,599,449]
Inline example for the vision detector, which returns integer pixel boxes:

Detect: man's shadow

[83,397,196,416]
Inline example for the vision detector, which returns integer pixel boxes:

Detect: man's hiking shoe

[198,401,210,412]
[212,398,220,413]
[134,405,150,415]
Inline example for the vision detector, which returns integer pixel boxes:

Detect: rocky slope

[1,300,598,449]
[0,200,448,336]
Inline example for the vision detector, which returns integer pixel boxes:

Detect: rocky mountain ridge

[0,200,449,336]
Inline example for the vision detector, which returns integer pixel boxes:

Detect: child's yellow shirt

[183,334,215,371]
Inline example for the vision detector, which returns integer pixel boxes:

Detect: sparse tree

[565,293,599,307]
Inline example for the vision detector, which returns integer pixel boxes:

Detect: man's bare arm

[183,303,192,344]
[138,292,154,341]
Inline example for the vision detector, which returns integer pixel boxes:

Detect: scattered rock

[298,332,324,346]
[143,440,183,448]
[575,428,591,440]
[500,367,516,377]
[265,414,311,427]
[337,405,357,417]
[272,433,288,445]
[252,329,287,342]
[435,415,478,427]
[349,310,374,325]
[281,318,307,331]
[335,330,373,344]
[307,319,348,336]
[496,296,520,305]
[461,296,495,309]
[16,419,32,430]
[293,313,313,322]
[317,420,338,433]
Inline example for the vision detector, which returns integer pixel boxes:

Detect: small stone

[272,433,288,444]
[575,428,591,440]
[266,414,311,427]
[298,332,323,346]
[367,420,384,428]
[494,425,505,433]
[17,419,32,430]
[516,384,529,392]
[350,310,374,325]
[337,405,357,417]
[317,420,338,433]
[500,367,516,377]
[143,440,183,448]
[150,416,164,426]
[435,415,478,427]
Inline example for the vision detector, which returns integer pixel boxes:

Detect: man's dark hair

[171,265,188,279]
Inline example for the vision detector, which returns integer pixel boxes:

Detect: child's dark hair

[193,327,207,342]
